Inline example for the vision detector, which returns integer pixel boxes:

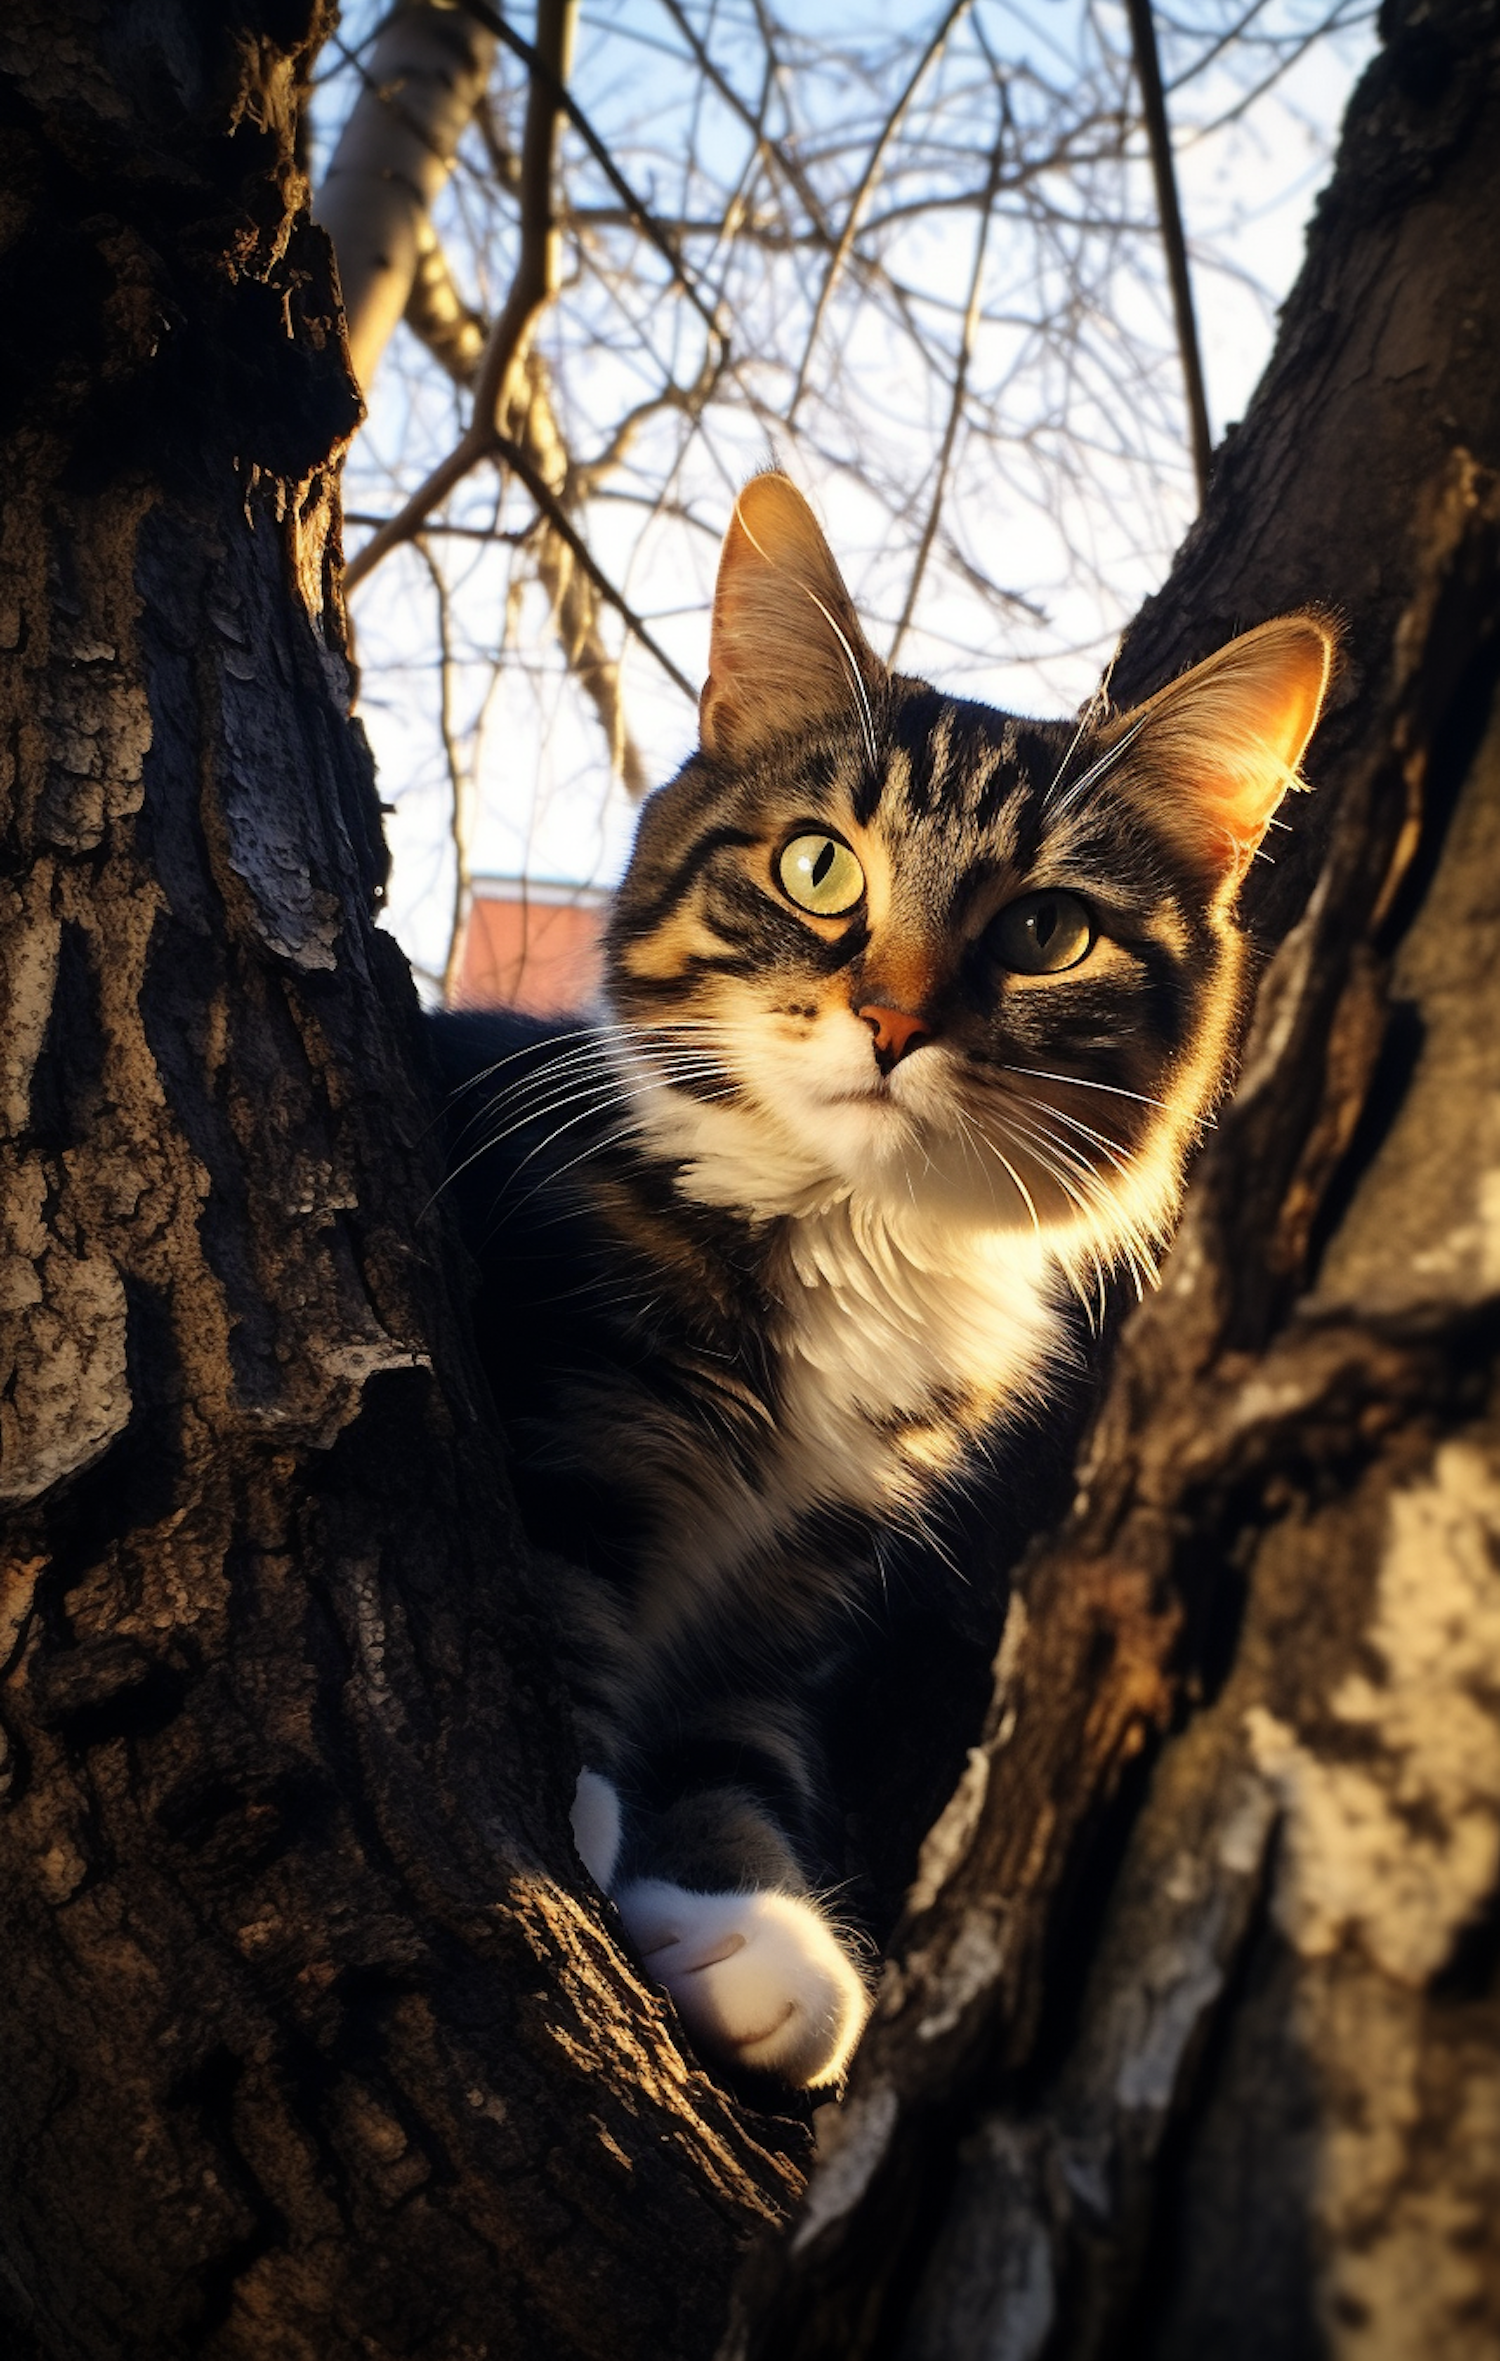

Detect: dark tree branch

[1125,0,1214,503]
[492,431,698,704]
[457,0,729,361]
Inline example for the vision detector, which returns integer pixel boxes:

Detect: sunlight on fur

[615,1875,873,2087]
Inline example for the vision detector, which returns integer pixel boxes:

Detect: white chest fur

[618,1048,1072,1562]
[767,1194,1063,1526]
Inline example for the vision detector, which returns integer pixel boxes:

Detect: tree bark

[0,10,801,2359]
[729,2,1500,2354]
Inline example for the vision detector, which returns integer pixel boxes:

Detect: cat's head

[606,474,1334,1278]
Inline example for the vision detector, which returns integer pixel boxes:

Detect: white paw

[614,1879,872,2087]
[570,1769,623,1891]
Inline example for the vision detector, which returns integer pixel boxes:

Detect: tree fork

[0,9,801,2360]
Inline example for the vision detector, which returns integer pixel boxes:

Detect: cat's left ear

[1115,614,1338,891]
[700,473,886,765]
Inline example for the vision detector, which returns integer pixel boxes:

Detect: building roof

[448,876,611,1014]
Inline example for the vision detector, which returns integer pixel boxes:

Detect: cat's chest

[763,1201,1060,1522]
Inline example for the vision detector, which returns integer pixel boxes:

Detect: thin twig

[657,0,833,240]
[492,435,696,703]
[1162,0,1279,91]
[344,513,528,542]
[889,105,1007,665]
[788,0,973,422]
[1124,0,1212,502]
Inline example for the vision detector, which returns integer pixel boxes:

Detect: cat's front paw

[614,1879,871,2087]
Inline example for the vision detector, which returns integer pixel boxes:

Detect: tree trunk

[730,2,1500,2355]
[0,10,801,2359]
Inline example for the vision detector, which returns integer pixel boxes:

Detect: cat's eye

[777,833,865,916]
[987,890,1094,975]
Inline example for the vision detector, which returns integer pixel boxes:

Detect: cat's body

[434,475,1334,2087]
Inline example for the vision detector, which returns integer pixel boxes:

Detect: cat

[430,472,1334,2091]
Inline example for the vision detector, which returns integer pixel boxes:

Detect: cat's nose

[857,1004,933,1074]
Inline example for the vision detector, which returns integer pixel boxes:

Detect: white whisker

[439,1058,733,1206]
[998,1062,1180,1118]
[802,586,879,772]
[1047,713,1148,817]
[497,1090,738,1224]
[953,1105,1039,1238]
[459,1058,730,1169]
[1009,1100,1161,1299]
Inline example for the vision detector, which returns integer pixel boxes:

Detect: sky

[315,0,1377,988]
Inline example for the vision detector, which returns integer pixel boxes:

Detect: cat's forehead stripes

[612,687,1222,1013]
[610,628,1310,1053]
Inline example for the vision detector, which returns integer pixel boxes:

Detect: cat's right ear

[700,473,885,765]
[1112,612,1338,892]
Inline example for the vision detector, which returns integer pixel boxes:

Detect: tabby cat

[432,473,1333,2089]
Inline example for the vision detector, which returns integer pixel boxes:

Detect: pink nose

[857,1004,932,1073]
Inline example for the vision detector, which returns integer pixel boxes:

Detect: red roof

[449,880,609,1014]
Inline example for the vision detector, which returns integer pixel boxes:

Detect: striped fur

[434,475,1335,2086]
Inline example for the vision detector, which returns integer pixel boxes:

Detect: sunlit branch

[456,0,729,361]
[318,3,496,390]
[508,363,654,794]
[397,208,663,791]
[406,217,488,385]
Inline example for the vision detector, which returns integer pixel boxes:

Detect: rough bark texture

[0,10,802,2359]
[730,2,1500,2354]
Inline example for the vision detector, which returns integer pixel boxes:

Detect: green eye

[777,833,865,916]
[987,890,1094,975]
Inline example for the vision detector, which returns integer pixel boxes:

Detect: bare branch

[656,0,834,240]
[456,0,730,361]
[888,109,1007,665]
[317,4,496,389]
[398,223,678,793]
[1124,0,1213,502]
[508,359,654,794]
[405,217,487,385]
[319,0,1368,987]
[409,540,477,1006]
[493,429,698,707]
